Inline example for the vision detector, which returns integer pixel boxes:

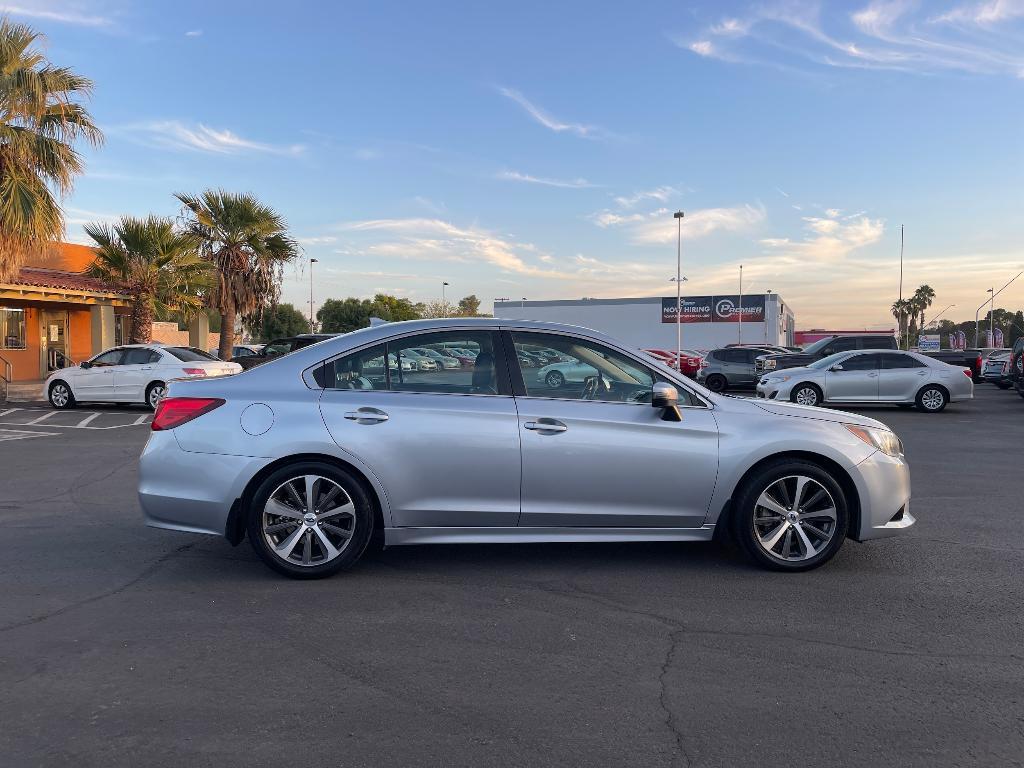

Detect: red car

[642,348,704,378]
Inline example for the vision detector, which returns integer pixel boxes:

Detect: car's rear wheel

[915,385,948,413]
[49,381,76,409]
[996,382,1011,390]
[246,462,374,579]
[705,374,727,392]
[545,370,565,388]
[791,383,822,407]
[733,459,849,571]
[145,382,165,410]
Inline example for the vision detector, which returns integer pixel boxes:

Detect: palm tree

[175,190,299,360]
[912,284,936,329]
[891,299,911,349]
[0,18,102,280]
[85,216,209,344]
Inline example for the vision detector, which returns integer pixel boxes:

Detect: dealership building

[493,294,796,351]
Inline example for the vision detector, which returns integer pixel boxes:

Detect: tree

[85,216,208,344]
[457,294,481,317]
[247,303,309,341]
[318,298,372,333]
[175,190,299,360]
[0,18,103,280]
[420,299,457,318]
[1009,311,1024,348]
[369,294,422,322]
[910,284,935,333]
[891,299,911,349]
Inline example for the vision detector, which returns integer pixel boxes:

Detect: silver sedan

[756,350,973,412]
[138,318,914,578]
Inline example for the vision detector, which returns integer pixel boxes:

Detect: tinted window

[233,347,255,357]
[862,336,897,350]
[880,353,926,369]
[838,353,879,371]
[716,349,747,363]
[829,338,859,354]
[91,349,124,366]
[391,332,501,394]
[512,331,693,405]
[122,348,158,365]
[165,347,218,362]
[318,344,388,390]
[263,340,296,357]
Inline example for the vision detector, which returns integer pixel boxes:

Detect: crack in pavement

[0,542,196,634]
[659,628,692,768]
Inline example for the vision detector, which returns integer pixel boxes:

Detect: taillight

[963,368,973,378]
[182,367,207,376]
[152,397,225,431]
[976,355,982,372]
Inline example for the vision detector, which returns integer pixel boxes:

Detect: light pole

[737,264,744,345]
[975,271,1022,346]
[521,297,527,309]
[309,258,318,332]
[442,281,449,317]
[673,210,685,370]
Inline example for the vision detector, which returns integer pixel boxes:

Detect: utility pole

[738,264,744,345]
[442,281,449,317]
[309,258,318,332]
[674,210,685,371]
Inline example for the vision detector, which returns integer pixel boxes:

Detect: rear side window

[880,353,926,369]
[716,349,746,363]
[316,344,388,390]
[862,336,898,350]
[828,338,859,354]
[165,347,217,362]
[122,348,160,365]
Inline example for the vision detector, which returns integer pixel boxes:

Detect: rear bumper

[138,431,263,537]
[851,450,914,540]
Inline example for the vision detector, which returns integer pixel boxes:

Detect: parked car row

[979,338,1024,400]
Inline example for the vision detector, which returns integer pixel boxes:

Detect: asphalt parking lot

[2,388,1022,767]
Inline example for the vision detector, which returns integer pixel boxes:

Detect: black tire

[145,381,166,410]
[48,380,76,409]
[790,383,823,407]
[732,459,849,572]
[246,461,374,579]
[996,382,1011,390]
[915,385,948,413]
[545,370,565,388]
[705,374,728,393]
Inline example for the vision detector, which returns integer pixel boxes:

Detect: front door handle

[524,419,567,433]
[343,408,389,424]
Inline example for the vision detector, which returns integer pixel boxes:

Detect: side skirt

[385,525,717,546]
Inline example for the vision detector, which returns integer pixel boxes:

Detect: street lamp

[673,210,685,371]
[442,281,449,317]
[975,271,1023,346]
[309,258,319,332]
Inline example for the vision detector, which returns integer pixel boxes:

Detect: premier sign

[661,294,766,324]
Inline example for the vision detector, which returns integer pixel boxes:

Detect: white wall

[494,295,793,351]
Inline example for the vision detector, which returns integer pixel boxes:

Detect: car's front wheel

[246,462,374,579]
[733,459,849,571]
[49,381,76,409]
[791,383,822,407]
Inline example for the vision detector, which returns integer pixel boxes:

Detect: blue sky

[11,0,1024,326]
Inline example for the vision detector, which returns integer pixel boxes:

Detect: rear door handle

[343,408,389,424]
[524,419,568,433]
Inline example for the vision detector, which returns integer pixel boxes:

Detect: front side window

[91,349,124,367]
[512,332,679,404]
[829,338,859,354]
[0,307,26,349]
[838,353,879,371]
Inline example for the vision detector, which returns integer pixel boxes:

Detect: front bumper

[138,431,263,537]
[850,449,914,540]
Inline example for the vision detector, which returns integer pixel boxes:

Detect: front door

[76,347,123,399]
[510,331,719,529]
[318,330,522,527]
[39,311,70,377]
[825,352,880,401]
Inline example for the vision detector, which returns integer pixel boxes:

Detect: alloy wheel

[262,475,356,567]
[794,386,819,406]
[50,384,70,408]
[148,385,165,409]
[546,371,564,388]
[920,388,944,411]
[752,475,837,562]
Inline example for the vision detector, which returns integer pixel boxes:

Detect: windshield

[808,352,849,370]
[165,347,218,362]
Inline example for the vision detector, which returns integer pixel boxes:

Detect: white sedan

[756,349,973,412]
[45,344,242,410]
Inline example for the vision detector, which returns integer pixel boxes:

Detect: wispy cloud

[497,87,604,138]
[760,208,885,262]
[613,186,681,208]
[590,202,766,244]
[185,29,202,37]
[296,235,338,246]
[0,3,112,27]
[497,170,597,189]
[118,120,304,156]
[676,0,1024,77]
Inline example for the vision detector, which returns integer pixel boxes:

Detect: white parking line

[0,408,18,418]
[0,429,59,442]
[76,413,102,428]
[25,411,57,425]
[132,414,151,425]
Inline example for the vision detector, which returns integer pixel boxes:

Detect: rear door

[878,353,929,401]
[510,330,719,529]
[114,348,162,401]
[318,329,522,528]
[824,352,880,402]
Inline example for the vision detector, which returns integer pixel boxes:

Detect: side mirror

[830,364,844,372]
[652,382,682,422]
[79,361,92,369]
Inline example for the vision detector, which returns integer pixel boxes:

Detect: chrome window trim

[505,327,713,409]
[302,327,511,397]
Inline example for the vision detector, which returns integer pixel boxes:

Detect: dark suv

[1011,338,1024,398]
[755,334,898,375]
[236,334,338,370]
[697,346,782,392]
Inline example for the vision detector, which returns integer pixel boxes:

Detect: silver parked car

[139,318,914,578]
[756,350,974,412]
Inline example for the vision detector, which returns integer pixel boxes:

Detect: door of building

[40,310,70,377]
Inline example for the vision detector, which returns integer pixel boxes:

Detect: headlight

[763,374,791,384]
[764,359,777,369]
[845,424,903,457]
